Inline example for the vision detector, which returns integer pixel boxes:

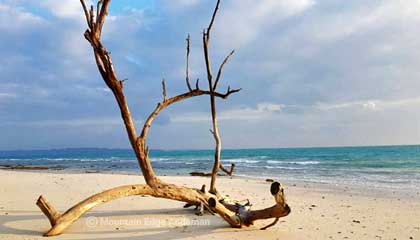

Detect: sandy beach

[0,169,419,240]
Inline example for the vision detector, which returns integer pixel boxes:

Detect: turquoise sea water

[1,145,419,191]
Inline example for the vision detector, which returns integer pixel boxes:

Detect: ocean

[1,145,419,192]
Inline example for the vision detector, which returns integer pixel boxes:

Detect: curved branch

[213,49,235,90]
[37,182,240,236]
[38,184,154,236]
[219,163,235,176]
[37,173,288,237]
[139,89,205,142]
[222,182,291,227]
[260,217,279,230]
[214,87,242,99]
[139,88,240,143]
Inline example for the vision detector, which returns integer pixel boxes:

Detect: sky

[1,0,420,150]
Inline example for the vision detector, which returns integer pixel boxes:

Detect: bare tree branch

[95,0,110,36]
[96,0,102,25]
[213,49,235,90]
[80,0,92,29]
[186,34,193,91]
[195,78,200,90]
[89,5,95,30]
[203,30,213,87]
[162,78,167,102]
[138,88,239,143]
[206,0,221,42]
[219,163,235,176]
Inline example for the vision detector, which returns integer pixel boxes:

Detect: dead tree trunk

[36,0,290,236]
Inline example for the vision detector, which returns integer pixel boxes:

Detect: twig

[214,49,235,90]
[186,34,192,91]
[162,79,167,102]
[195,78,200,90]
[206,0,221,42]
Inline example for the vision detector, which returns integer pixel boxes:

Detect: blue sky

[1,0,420,150]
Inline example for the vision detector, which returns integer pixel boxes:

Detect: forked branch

[219,163,235,176]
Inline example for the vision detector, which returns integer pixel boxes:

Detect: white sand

[0,170,419,239]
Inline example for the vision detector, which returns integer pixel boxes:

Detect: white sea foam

[226,158,260,163]
[149,157,173,162]
[263,166,302,170]
[267,160,320,165]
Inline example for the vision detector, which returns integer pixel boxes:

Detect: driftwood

[190,163,235,177]
[190,172,215,177]
[0,165,64,171]
[36,0,290,236]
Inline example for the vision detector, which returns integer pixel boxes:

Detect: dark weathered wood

[190,163,234,177]
[219,163,235,176]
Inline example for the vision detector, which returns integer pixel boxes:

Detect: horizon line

[1,143,420,152]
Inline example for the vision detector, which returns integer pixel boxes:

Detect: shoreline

[2,146,419,200]
[1,167,419,201]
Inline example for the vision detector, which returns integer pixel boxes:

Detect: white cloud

[171,95,420,124]
[214,0,315,48]
[0,93,17,101]
[0,4,46,32]
[256,102,283,112]
[171,102,284,122]
[316,97,420,112]
[3,0,420,149]
[362,101,376,110]
[40,0,87,19]
[310,0,420,42]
